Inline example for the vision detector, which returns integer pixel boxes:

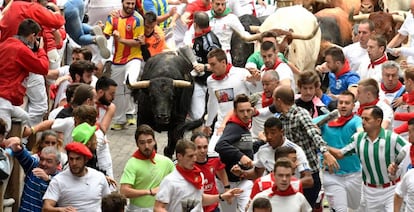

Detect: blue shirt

[313,115,362,175]
[329,71,360,95]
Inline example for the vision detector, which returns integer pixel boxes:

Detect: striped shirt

[14,148,58,212]
[341,128,408,185]
[279,104,329,173]
[142,0,170,29]
[104,11,144,65]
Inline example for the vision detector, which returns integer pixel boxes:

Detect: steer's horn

[126,76,150,88]
[351,14,370,22]
[290,23,320,40]
[172,80,192,87]
[392,14,405,23]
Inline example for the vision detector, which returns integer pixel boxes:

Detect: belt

[364,178,400,188]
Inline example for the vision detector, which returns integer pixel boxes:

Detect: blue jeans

[64,0,93,45]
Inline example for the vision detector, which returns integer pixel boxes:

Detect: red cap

[65,142,93,159]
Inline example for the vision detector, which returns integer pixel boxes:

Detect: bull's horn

[128,80,151,88]
[352,14,370,22]
[392,14,405,23]
[291,23,320,40]
[172,80,192,87]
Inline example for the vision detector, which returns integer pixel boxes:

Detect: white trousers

[26,73,48,126]
[323,171,362,212]
[360,184,396,212]
[111,59,141,124]
[0,97,29,132]
[218,179,252,212]
[190,82,207,120]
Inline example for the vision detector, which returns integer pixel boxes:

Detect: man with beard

[103,0,145,131]
[7,138,61,212]
[324,46,360,97]
[313,91,363,212]
[43,142,110,211]
[95,77,117,134]
[120,124,174,211]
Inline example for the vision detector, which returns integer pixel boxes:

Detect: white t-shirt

[206,66,259,128]
[353,100,394,130]
[395,168,414,212]
[250,94,273,138]
[248,188,312,212]
[51,117,75,145]
[342,42,369,71]
[43,167,110,212]
[260,63,296,91]
[156,169,204,212]
[254,139,310,178]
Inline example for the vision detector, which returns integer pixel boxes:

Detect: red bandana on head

[381,81,403,94]
[132,149,156,164]
[268,184,297,197]
[357,98,379,116]
[261,92,273,107]
[228,113,251,130]
[176,165,203,190]
[263,58,282,71]
[368,54,387,69]
[212,64,232,80]
[335,60,350,79]
[328,114,354,127]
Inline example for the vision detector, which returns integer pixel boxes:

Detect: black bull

[129,52,202,158]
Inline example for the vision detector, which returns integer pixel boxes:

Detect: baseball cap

[72,123,96,144]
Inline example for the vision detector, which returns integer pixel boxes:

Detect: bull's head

[127,76,192,125]
[350,11,404,42]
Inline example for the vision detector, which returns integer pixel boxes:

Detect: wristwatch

[320,146,328,154]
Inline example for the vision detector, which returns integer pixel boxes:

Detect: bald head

[273,86,295,105]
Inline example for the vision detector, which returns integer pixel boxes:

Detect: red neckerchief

[268,184,297,197]
[263,58,282,71]
[63,103,71,108]
[194,26,211,38]
[95,102,108,119]
[176,165,203,190]
[212,64,231,80]
[227,113,251,130]
[368,54,387,69]
[262,92,273,107]
[335,60,350,79]
[50,84,58,100]
[357,98,379,115]
[328,113,354,127]
[410,145,414,167]
[403,92,414,105]
[381,81,403,94]
[132,149,156,164]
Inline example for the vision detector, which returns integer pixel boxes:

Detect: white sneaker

[92,25,104,36]
[95,35,110,59]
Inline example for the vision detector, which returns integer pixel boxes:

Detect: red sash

[211,64,231,80]
[357,98,379,116]
[268,184,297,197]
[132,149,156,164]
[176,165,203,190]
[262,92,273,107]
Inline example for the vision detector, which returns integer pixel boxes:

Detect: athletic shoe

[92,25,104,36]
[95,35,110,59]
[111,123,125,131]
[126,114,136,126]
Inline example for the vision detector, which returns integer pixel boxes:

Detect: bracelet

[31,127,36,135]
[219,193,225,201]
[149,188,153,195]
[224,185,231,189]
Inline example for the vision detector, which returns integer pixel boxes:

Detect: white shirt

[254,139,310,178]
[248,188,312,212]
[206,66,258,129]
[354,100,394,130]
[260,63,296,91]
[398,12,414,65]
[342,42,369,71]
[356,59,384,82]
[51,117,75,145]
[395,168,414,212]
[43,167,110,212]
[156,169,204,212]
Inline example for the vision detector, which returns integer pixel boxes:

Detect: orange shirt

[145,25,166,56]
[104,11,144,64]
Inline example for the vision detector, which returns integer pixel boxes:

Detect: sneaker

[91,25,104,36]
[126,114,136,126]
[95,35,110,59]
[111,123,125,131]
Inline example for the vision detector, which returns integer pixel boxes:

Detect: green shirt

[245,51,288,69]
[120,154,174,207]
